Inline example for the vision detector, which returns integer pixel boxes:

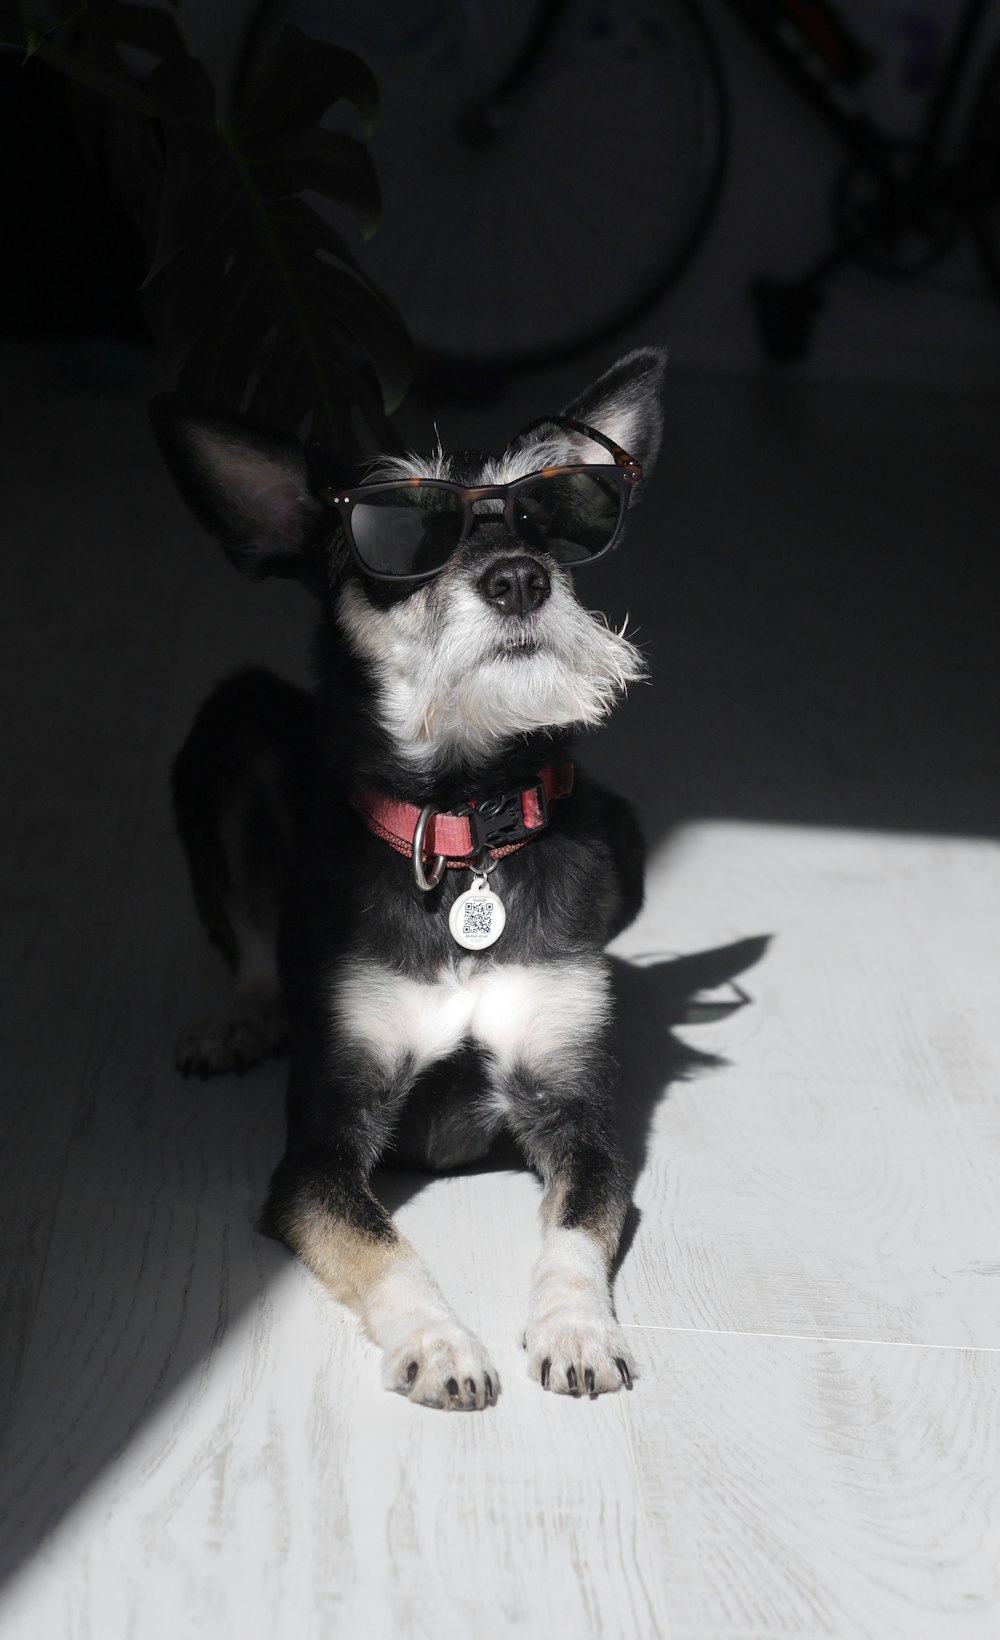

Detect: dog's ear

[559,346,667,476]
[149,396,326,580]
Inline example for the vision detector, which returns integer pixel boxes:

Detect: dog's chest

[330,955,610,1078]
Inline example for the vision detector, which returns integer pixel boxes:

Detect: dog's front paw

[175,997,287,1078]
[382,1325,499,1410]
[524,1310,635,1397]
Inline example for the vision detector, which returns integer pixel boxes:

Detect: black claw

[585,1368,596,1396]
[567,1365,578,1394]
[615,1357,633,1389]
[406,1360,418,1385]
[521,1333,527,1350]
[465,1378,477,1399]
[485,1373,493,1401]
[541,1358,551,1389]
[446,1377,459,1398]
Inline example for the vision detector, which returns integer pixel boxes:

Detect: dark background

[5,0,1000,382]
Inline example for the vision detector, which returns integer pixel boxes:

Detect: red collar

[351,764,574,868]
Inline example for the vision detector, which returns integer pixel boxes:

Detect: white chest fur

[330,956,611,1082]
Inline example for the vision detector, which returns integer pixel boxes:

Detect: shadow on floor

[375,936,771,1256]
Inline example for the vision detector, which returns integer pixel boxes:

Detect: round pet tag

[449,878,506,950]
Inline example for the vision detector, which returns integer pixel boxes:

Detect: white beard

[337,571,645,768]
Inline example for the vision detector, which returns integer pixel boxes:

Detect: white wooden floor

[2,342,999,1639]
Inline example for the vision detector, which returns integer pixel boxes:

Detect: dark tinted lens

[513,471,622,563]
[350,485,465,577]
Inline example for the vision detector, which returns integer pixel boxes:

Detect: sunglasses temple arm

[513,415,638,469]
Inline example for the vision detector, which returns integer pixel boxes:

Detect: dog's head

[151,347,665,767]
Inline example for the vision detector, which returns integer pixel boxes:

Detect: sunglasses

[316,416,642,583]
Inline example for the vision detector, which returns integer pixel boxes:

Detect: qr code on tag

[463,898,494,938]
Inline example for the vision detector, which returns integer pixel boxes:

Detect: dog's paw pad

[383,1326,499,1410]
[524,1311,635,1397]
[175,1002,287,1078]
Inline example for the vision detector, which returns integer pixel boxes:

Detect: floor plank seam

[620,1322,1000,1352]
[650,1059,998,1094]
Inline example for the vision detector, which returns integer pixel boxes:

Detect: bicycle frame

[722,0,996,187]
[724,0,1000,356]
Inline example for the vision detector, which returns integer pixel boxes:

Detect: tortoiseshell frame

[317,414,643,583]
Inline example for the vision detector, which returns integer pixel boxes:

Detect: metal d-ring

[412,804,446,892]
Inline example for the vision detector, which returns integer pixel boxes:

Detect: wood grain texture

[2,1253,669,1640]
[610,820,1000,1347]
[615,821,998,1094]
[621,1327,1000,1640]
[618,1061,1000,1346]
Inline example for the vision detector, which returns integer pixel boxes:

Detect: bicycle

[237,0,1000,379]
[727,0,1000,359]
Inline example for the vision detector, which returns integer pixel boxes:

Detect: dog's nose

[478,556,551,617]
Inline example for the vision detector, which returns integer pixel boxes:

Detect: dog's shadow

[376,935,771,1266]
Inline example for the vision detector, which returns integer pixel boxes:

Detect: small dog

[152,346,666,1409]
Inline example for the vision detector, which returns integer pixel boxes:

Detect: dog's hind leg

[172,668,312,1078]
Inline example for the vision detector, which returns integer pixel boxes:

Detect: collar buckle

[456,783,548,853]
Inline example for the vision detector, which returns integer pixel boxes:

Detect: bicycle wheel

[242,0,728,375]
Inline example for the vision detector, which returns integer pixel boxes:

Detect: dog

[151,345,666,1409]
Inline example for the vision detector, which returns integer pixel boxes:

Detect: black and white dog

[152,346,665,1410]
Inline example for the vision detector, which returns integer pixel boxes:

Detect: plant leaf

[74,0,186,60]
[253,130,381,239]
[58,1,188,253]
[238,24,378,140]
[141,35,410,456]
